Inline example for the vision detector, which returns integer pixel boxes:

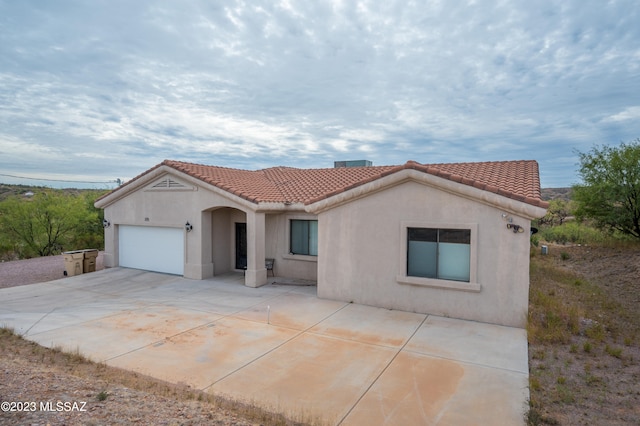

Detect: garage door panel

[119,226,184,275]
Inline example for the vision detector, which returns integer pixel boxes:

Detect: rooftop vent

[334,160,373,168]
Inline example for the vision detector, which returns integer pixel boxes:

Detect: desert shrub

[538,222,610,245]
[531,234,540,247]
[605,345,623,359]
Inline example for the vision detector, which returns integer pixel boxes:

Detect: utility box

[334,160,373,168]
[83,249,99,273]
[541,245,548,255]
[63,251,84,276]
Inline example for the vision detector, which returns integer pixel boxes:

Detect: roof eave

[256,202,306,212]
[305,168,548,219]
[94,163,264,211]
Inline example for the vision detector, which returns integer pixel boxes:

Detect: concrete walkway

[0,268,529,425]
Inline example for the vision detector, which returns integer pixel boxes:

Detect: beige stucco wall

[99,169,318,284]
[265,213,318,281]
[316,180,535,328]
[100,171,256,280]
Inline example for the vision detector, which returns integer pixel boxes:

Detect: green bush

[530,235,540,247]
[538,222,611,245]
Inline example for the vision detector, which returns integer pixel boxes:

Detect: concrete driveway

[0,268,529,425]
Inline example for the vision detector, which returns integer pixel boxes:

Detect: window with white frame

[290,219,318,256]
[407,228,471,282]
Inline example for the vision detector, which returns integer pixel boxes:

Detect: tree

[0,190,103,258]
[538,199,574,226]
[70,191,106,249]
[572,139,640,239]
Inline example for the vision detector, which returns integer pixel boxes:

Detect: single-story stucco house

[95,159,548,328]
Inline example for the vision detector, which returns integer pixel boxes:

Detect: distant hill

[541,187,572,201]
[0,184,106,202]
[2,183,572,203]
[0,184,42,201]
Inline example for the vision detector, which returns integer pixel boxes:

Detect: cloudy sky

[1,1,639,189]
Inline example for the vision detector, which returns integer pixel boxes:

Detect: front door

[235,223,247,270]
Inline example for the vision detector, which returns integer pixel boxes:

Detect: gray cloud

[1,0,639,188]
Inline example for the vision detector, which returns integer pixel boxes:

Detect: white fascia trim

[305,169,548,219]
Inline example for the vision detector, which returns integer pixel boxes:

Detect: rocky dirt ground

[0,337,261,426]
[552,244,640,314]
[528,243,640,425]
[0,256,304,426]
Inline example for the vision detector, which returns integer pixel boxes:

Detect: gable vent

[152,177,186,189]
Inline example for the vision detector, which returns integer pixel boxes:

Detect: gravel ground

[0,253,104,289]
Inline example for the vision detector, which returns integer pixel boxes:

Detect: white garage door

[119,225,184,275]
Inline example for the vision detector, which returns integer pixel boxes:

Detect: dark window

[407,228,470,282]
[290,220,318,255]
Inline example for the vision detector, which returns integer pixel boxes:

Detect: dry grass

[526,243,640,425]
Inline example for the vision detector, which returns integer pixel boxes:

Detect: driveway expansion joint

[23,307,57,337]
[336,314,429,425]
[201,301,351,392]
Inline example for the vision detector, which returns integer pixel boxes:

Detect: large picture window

[290,219,318,256]
[407,228,470,282]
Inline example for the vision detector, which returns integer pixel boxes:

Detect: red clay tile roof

[103,159,548,208]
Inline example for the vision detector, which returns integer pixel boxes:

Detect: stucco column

[183,211,215,280]
[200,210,214,278]
[102,207,117,268]
[103,221,117,268]
[245,211,267,287]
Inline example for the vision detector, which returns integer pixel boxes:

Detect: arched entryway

[205,206,267,287]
